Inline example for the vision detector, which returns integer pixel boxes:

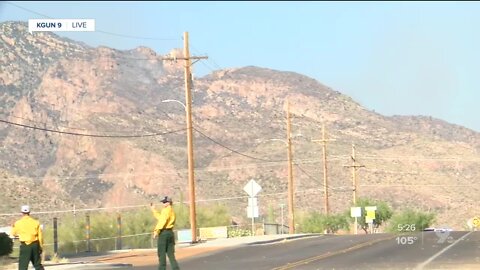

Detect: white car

[0,226,14,238]
[434,227,453,232]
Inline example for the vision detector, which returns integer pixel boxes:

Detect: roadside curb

[45,262,133,269]
[5,262,133,270]
[246,234,321,246]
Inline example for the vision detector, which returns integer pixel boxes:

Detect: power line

[362,169,456,176]
[0,187,347,217]
[199,59,218,74]
[4,158,339,183]
[359,184,478,187]
[0,118,186,138]
[6,2,179,41]
[5,115,474,165]
[190,44,220,73]
[95,30,178,41]
[4,114,107,133]
[6,1,51,19]
[0,158,329,184]
[193,126,285,162]
[360,155,480,162]
[294,163,334,191]
[2,112,177,134]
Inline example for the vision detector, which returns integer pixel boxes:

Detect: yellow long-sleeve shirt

[11,215,43,247]
[152,205,176,233]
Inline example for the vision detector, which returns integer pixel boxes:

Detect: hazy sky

[2,1,480,131]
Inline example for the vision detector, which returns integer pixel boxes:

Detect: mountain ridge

[0,21,478,229]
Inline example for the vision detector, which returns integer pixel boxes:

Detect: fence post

[53,217,58,255]
[116,214,122,250]
[86,214,91,252]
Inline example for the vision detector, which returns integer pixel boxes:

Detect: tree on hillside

[353,198,393,234]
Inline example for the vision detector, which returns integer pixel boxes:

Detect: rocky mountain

[0,21,478,229]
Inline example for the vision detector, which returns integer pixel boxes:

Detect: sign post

[280,203,285,234]
[244,179,262,235]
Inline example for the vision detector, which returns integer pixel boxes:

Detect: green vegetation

[0,232,13,257]
[352,198,393,234]
[299,212,350,233]
[197,204,231,228]
[34,197,436,256]
[42,204,231,255]
[227,227,253,238]
[386,209,436,233]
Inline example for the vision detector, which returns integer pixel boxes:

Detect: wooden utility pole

[312,124,335,215]
[343,144,364,235]
[344,144,364,205]
[162,32,207,243]
[351,144,358,204]
[286,101,295,234]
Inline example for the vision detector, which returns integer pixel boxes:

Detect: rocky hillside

[1,21,478,229]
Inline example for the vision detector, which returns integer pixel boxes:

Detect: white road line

[415,231,473,270]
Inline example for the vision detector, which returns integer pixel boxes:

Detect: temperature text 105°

[396,236,418,245]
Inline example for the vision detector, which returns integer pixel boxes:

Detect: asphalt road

[136,231,479,270]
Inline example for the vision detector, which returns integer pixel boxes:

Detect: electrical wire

[193,126,285,162]
[4,114,111,133]
[360,155,480,162]
[0,187,350,216]
[6,2,180,41]
[0,158,332,184]
[0,118,186,138]
[95,30,178,41]
[2,111,177,134]
[294,163,334,191]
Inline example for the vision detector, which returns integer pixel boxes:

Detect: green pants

[157,229,179,270]
[18,241,44,270]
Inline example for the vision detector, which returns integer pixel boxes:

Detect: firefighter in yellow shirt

[11,205,44,270]
[151,196,180,270]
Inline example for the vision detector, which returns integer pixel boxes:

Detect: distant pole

[251,185,255,236]
[280,203,285,234]
[322,125,329,215]
[352,144,358,205]
[73,204,76,227]
[312,124,335,215]
[86,214,91,252]
[354,216,358,235]
[344,143,364,235]
[53,217,58,255]
[286,101,295,234]
[116,214,122,250]
[251,211,255,236]
[344,143,364,204]
[352,143,358,205]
